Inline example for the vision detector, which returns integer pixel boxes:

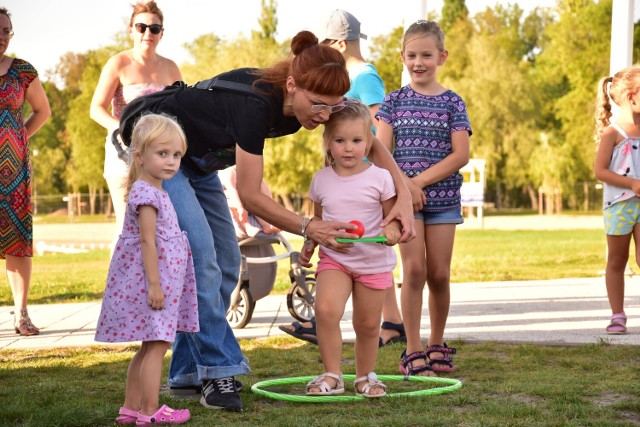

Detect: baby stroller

[226,232,316,329]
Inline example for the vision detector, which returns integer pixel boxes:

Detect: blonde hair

[124,113,187,200]
[402,20,445,52]
[322,100,373,166]
[594,66,640,143]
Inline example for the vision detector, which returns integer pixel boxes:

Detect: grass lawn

[2,220,639,425]
[0,228,616,305]
[2,339,639,426]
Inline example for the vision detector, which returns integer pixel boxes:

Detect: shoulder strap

[610,122,629,139]
[193,77,262,97]
[193,76,278,136]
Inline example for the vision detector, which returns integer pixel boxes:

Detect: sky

[3,0,633,82]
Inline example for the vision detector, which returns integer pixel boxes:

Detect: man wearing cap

[279,10,407,348]
[317,9,386,126]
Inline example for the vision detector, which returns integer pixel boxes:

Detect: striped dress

[0,59,37,258]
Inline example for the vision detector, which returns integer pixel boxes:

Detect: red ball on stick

[349,220,365,238]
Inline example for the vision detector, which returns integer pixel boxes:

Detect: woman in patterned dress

[90,0,182,255]
[0,8,51,336]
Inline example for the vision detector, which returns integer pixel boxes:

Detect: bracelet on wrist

[302,216,314,238]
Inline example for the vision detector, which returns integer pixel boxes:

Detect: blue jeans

[163,167,249,386]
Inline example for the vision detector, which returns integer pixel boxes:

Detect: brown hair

[125,113,187,201]
[402,20,445,52]
[594,66,640,143]
[129,0,164,26]
[254,31,349,97]
[322,100,373,166]
[0,7,12,26]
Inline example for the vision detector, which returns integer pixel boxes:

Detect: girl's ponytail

[594,76,613,144]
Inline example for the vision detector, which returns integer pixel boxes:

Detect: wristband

[301,216,314,238]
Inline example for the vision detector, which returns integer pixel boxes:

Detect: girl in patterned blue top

[594,66,640,335]
[376,20,471,377]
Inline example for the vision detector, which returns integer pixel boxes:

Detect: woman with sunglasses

[151,30,415,412]
[0,7,51,336]
[90,0,181,254]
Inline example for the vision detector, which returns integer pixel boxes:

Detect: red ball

[349,220,365,238]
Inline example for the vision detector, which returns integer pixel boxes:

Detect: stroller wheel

[226,287,255,329]
[287,276,316,322]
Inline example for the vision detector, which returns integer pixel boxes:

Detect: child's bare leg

[139,341,171,415]
[309,270,351,392]
[352,281,386,394]
[399,221,427,355]
[607,233,631,313]
[123,344,149,411]
[424,224,456,366]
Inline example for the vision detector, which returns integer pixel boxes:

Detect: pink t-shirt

[309,164,397,274]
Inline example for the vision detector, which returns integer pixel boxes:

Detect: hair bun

[291,30,319,56]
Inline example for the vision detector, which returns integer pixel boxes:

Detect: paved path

[2,277,639,350]
[5,216,635,350]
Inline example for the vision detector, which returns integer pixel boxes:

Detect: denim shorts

[604,198,640,235]
[415,208,464,225]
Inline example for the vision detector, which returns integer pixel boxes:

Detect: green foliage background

[20,0,640,212]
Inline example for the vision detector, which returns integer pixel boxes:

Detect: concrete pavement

[2,276,639,350]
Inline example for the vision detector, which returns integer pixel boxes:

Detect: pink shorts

[316,252,394,290]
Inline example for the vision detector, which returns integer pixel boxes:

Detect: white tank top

[603,123,640,209]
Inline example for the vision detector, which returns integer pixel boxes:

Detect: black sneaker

[200,377,243,412]
[168,380,243,399]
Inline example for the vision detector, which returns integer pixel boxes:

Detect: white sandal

[306,372,344,396]
[354,372,387,398]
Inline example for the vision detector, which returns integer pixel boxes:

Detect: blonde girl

[95,114,198,425]
[594,66,640,335]
[376,20,471,376]
[301,101,401,398]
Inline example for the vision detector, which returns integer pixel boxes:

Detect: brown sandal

[14,308,39,336]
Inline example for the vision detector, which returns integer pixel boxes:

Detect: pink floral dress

[95,180,199,343]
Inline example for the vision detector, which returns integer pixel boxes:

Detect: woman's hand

[305,219,358,253]
[147,285,165,310]
[381,191,415,243]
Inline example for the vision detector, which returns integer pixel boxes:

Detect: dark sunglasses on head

[134,23,163,35]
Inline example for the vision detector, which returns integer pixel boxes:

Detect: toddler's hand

[382,226,401,246]
[632,180,640,197]
[299,239,317,268]
[147,286,166,311]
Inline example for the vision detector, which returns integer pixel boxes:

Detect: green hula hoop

[251,374,462,403]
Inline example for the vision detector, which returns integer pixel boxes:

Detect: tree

[441,0,469,33]
[535,0,612,208]
[66,46,122,214]
[370,26,405,93]
[28,82,71,197]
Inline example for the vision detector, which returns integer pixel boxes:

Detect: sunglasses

[134,23,163,35]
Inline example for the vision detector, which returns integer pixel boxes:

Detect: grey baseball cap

[319,9,367,41]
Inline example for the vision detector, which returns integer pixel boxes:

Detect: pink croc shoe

[136,405,190,426]
[606,312,627,335]
[116,407,138,424]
